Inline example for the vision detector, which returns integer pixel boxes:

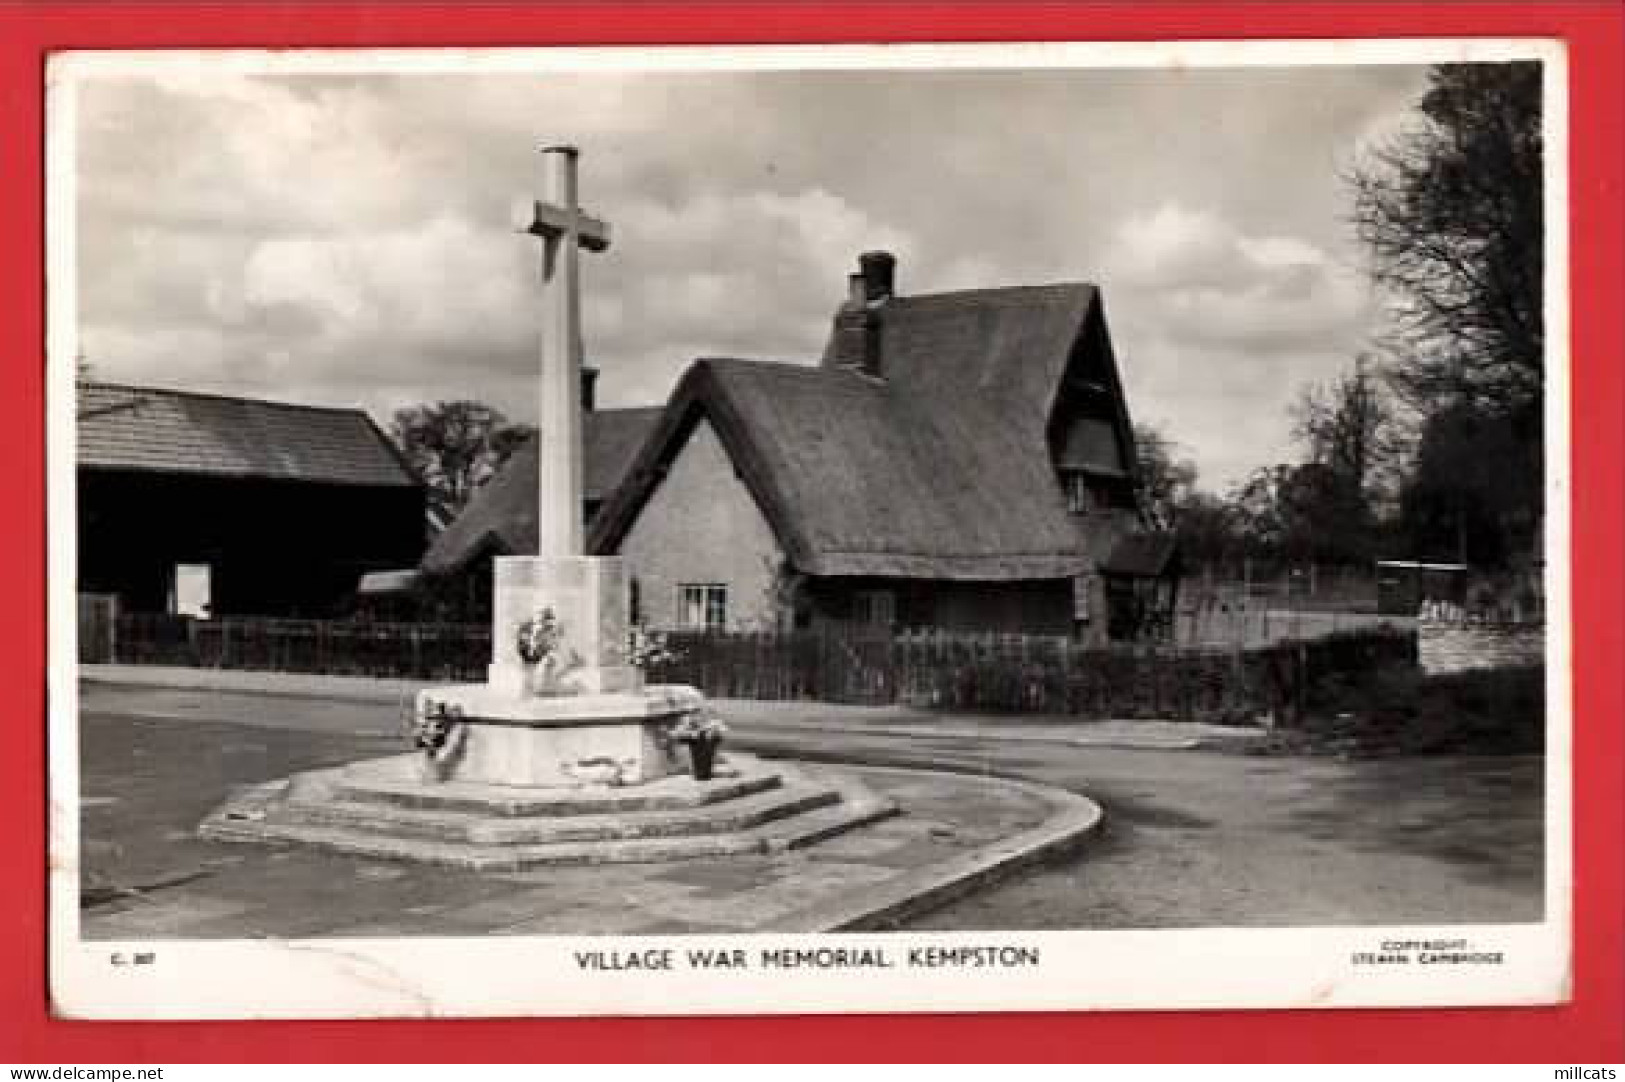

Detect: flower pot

[686,737,719,781]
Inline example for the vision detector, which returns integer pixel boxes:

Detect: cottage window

[678,584,728,631]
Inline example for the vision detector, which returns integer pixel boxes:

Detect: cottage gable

[1047,303,1142,520]
[617,416,784,631]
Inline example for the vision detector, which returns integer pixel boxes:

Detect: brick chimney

[858,250,896,304]
[581,366,599,412]
[824,251,896,377]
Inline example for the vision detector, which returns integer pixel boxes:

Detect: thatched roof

[420,407,661,573]
[591,282,1140,581]
[78,381,416,488]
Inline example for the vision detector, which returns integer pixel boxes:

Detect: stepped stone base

[198,752,898,870]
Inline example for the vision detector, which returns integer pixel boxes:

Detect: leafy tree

[1348,61,1545,567]
[1229,462,1369,568]
[1228,465,1292,562]
[1292,356,1399,506]
[389,400,535,525]
[1132,422,1198,530]
[1172,491,1242,569]
[1279,462,1370,566]
[1285,356,1400,563]
[1396,402,1533,567]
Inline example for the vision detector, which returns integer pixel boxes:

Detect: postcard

[47,37,1569,1019]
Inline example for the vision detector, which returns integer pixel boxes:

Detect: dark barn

[77,382,426,617]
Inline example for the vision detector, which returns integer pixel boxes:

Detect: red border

[4,2,1619,1063]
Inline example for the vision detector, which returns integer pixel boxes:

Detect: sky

[70,55,1432,490]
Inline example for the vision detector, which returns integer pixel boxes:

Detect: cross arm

[511,198,612,252]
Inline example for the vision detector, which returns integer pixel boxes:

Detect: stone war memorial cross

[517,144,610,561]
[419,144,704,787]
[196,145,894,870]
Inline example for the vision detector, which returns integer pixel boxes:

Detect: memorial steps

[199,752,897,870]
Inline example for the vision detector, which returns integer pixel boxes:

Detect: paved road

[77,683,1544,929]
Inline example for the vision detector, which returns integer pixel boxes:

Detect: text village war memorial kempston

[572,944,1045,972]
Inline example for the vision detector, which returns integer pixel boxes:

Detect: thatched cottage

[588,252,1172,640]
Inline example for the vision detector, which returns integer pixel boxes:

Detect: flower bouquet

[624,625,678,671]
[666,709,729,781]
[408,697,466,782]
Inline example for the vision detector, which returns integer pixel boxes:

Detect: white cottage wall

[616,418,786,631]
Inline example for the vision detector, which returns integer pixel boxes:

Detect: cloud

[1097,203,1377,485]
[1104,202,1369,353]
[71,61,1431,488]
[601,187,913,360]
[244,215,529,356]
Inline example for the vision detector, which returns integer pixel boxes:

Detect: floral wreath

[516,607,564,666]
[410,697,465,757]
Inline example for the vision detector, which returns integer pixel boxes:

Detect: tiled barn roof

[77,381,418,488]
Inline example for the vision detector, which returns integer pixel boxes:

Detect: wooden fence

[89,610,1416,723]
[78,594,118,663]
[106,613,491,681]
[646,625,1416,721]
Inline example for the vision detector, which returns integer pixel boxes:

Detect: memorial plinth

[398,146,701,791]
[486,555,639,696]
[413,552,702,788]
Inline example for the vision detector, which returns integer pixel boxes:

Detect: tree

[1132,422,1198,530]
[390,401,535,525]
[1172,491,1241,570]
[1349,61,1543,425]
[1396,401,1532,567]
[1286,356,1400,564]
[1292,356,1398,506]
[1349,61,1545,567]
[1228,462,1369,568]
[1228,465,1291,562]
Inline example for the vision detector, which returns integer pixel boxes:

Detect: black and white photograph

[48,40,1568,1018]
